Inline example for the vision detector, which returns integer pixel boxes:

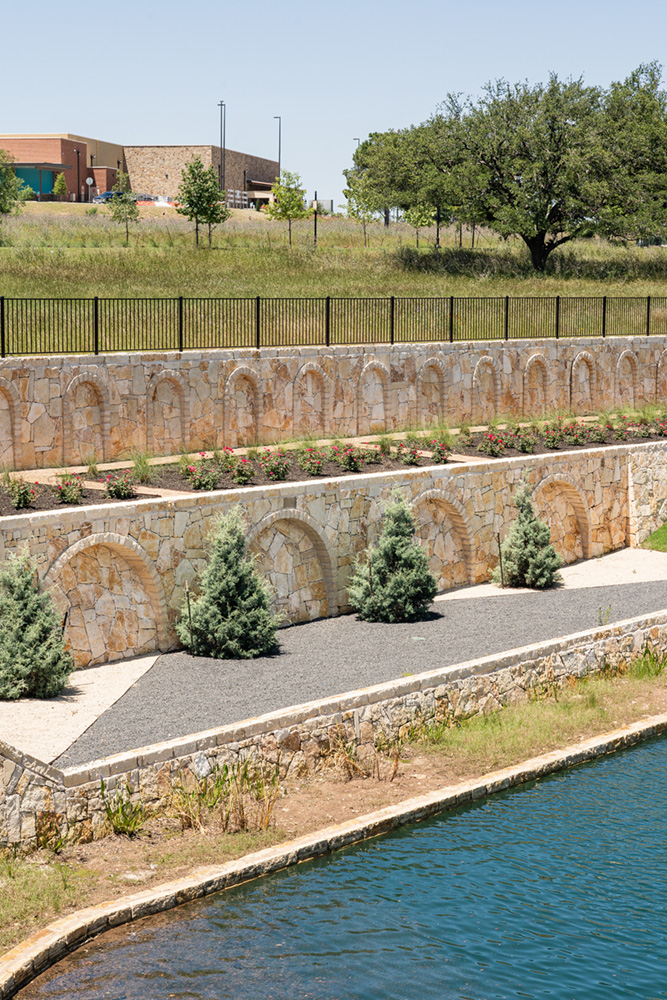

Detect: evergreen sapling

[0,553,73,700]
[493,484,563,589]
[176,508,281,658]
[348,493,437,622]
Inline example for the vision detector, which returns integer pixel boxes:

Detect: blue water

[20,738,667,999]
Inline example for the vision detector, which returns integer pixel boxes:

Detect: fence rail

[0,295,666,357]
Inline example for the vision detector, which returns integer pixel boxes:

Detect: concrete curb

[2,711,667,998]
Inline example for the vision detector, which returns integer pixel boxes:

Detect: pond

[19,737,667,999]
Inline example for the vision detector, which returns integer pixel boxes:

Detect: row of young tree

[0,148,312,248]
[345,62,667,271]
[0,485,560,699]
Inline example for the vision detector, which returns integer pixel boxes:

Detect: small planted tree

[0,553,73,700]
[348,493,437,622]
[176,508,281,658]
[177,156,229,246]
[0,150,27,242]
[494,484,563,589]
[107,171,140,246]
[403,204,436,248]
[53,172,68,201]
[265,170,310,246]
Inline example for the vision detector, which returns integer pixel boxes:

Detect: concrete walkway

[2,548,667,766]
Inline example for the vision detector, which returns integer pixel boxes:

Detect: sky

[3,0,667,205]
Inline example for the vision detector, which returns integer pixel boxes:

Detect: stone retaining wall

[0,442,656,665]
[3,712,666,999]
[1,609,665,847]
[2,336,667,468]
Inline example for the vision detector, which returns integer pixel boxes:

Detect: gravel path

[55,578,667,768]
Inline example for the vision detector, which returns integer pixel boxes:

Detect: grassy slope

[642,523,667,552]
[3,204,667,297]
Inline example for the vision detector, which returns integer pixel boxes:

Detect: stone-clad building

[123,145,278,206]
[0,133,278,205]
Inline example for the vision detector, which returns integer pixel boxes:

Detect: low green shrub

[297,447,326,475]
[0,553,73,699]
[175,507,280,658]
[184,462,219,490]
[330,443,365,472]
[54,475,84,504]
[493,483,563,589]
[396,442,421,465]
[477,432,506,457]
[102,472,138,499]
[348,493,437,623]
[428,435,450,463]
[100,779,147,836]
[258,448,290,481]
[231,457,254,484]
[6,478,37,509]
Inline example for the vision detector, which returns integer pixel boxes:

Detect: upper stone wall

[1,337,666,470]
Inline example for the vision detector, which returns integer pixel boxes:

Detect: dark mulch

[129,453,437,492]
[0,484,137,518]
[453,429,664,460]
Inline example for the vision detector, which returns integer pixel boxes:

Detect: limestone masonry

[0,336,663,469]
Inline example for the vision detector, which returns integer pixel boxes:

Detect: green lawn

[642,523,667,552]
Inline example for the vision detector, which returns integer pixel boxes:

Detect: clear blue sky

[4,0,667,204]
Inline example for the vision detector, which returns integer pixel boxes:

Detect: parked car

[92,191,118,204]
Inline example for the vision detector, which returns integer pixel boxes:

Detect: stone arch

[523,354,549,416]
[43,532,172,667]
[0,376,21,470]
[147,370,188,456]
[356,360,390,436]
[247,510,337,623]
[615,350,639,409]
[656,350,667,404]
[224,366,262,447]
[472,356,501,424]
[63,373,111,464]
[412,489,474,590]
[293,362,330,436]
[531,474,591,563]
[417,359,446,427]
[569,351,597,414]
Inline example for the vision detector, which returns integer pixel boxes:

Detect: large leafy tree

[347,64,667,271]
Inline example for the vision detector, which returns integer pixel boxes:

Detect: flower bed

[455,417,667,459]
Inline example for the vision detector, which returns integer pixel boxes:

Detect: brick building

[0,134,124,201]
[123,145,279,205]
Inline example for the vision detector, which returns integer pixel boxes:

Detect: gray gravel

[55,580,667,768]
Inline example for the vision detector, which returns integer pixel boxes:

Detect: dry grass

[2,205,667,297]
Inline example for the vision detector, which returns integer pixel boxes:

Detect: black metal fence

[1,295,666,357]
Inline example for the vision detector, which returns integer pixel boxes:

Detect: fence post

[647,295,652,337]
[178,296,184,352]
[256,296,261,350]
[555,295,560,339]
[325,296,330,348]
[0,296,4,359]
[504,295,509,341]
[602,296,607,338]
[93,296,99,356]
[390,296,395,345]
[449,295,454,343]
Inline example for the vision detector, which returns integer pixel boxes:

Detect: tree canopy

[0,150,27,231]
[177,156,230,246]
[347,63,667,270]
[265,171,310,246]
[107,171,140,246]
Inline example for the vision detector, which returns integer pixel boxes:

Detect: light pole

[218,100,226,198]
[353,137,361,147]
[313,189,317,249]
[73,148,80,202]
[273,116,281,180]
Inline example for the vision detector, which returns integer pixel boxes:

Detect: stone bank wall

[0,442,662,668]
[2,336,667,469]
[2,609,665,846]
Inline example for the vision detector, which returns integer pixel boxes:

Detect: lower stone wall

[1,610,664,846]
[0,442,648,666]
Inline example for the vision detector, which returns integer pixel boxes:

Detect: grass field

[3,203,667,298]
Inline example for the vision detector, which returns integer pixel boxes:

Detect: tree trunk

[523,234,550,272]
[384,207,390,228]
[195,220,199,246]
[208,223,212,247]
[288,219,292,247]
[125,218,129,246]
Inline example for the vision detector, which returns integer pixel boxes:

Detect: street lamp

[353,137,361,147]
[218,100,226,197]
[274,116,281,180]
[73,148,80,202]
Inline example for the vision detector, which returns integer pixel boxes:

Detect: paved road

[55,578,667,768]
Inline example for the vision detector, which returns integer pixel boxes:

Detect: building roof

[11,162,71,170]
